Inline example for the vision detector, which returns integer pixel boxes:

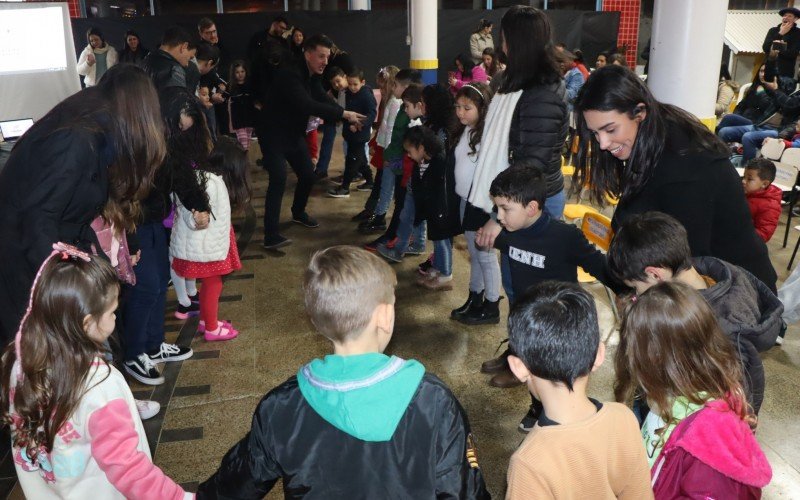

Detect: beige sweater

[506,402,653,500]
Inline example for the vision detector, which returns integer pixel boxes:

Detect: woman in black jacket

[574,65,777,292]
[119,30,149,67]
[0,65,166,345]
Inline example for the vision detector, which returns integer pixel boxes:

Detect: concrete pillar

[648,0,728,129]
[349,0,369,9]
[410,0,437,84]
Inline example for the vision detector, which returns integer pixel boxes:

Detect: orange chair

[577,212,618,322]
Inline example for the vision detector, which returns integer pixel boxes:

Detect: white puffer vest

[170,171,231,262]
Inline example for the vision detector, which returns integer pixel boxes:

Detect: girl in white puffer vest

[171,137,251,341]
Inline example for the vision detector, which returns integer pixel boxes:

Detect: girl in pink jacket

[448,53,488,96]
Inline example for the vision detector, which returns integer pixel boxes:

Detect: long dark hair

[456,53,476,80]
[1,255,119,461]
[208,137,252,214]
[122,30,144,52]
[481,47,500,77]
[404,125,444,159]
[228,60,248,94]
[474,18,492,34]
[86,26,106,47]
[573,65,729,205]
[160,96,211,211]
[498,5,561,93]
[422,84,456,144]
[450,82,492,156]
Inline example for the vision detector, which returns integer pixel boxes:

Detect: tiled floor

[4,140,800,498]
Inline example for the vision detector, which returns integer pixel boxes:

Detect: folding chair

[577,212,618,323]
[760,138,786,161]
[774,150,800,247]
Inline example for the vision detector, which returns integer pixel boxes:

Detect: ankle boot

[358,213,387,233]
[481,347,511,374]
[459,297,501,326]
[450,290,483,319]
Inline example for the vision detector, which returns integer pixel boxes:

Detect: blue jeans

[316,121,337,176]
[375,166,397,215]
[501,189,566,304]
[395,188,426,253]
[432,238,453,276]
[717,115,778,161]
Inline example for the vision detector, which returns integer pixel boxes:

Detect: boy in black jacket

[197,246,489,499]
[482,164,613,431]
[327,68,378,198]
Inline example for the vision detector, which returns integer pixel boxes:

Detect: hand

[131,250,141,266]
[780,22,793,36]
[254,102,263,111]
[769,49,780,60]
[342,110,366,125]
[763,76,779,91]
[192,210,210,229]
[349,124,357,132]
[87,53,96,66]
[312,157,318,166]
[475,219,502,249]
[448,76,457,86]
[211,93,225,104]
[217,83,227,92]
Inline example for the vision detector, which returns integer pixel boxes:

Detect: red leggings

[199,275,224,330]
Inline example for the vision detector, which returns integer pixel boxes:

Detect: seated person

[742,157,783,242]
[505,281,652,499]
[197,246,490,499]
[607,211,784,416]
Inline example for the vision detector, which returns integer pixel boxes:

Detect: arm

[77,47,91,76]
[300,73,345,123]
[565,71,585,104]
[89,399,190,500]
[510,87,568,171]
[197,398,281,498]
[570,229,614,289]
[108,47,118,68]
[752,199,781,242]
[655,180,716,257]
[384,111,410,160]
[506,458,553,500]
[763,27,780,54]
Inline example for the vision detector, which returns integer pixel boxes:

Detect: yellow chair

[563,203,598,221]
[576,212,618,322]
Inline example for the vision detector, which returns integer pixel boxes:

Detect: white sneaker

[135,399,161,420]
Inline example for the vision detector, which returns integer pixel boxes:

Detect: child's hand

[475,219,502,249]
[349,124,357,132]
[192,210,210,229]
[131,250,141,266]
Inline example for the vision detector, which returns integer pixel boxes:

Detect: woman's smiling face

[582,107,646,161]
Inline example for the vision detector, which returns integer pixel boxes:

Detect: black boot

[351,209,372,222]
[451,290,483,320]
[459,297,501,326]
[358,213,387,233]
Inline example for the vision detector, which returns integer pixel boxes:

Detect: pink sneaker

[204,322,239,342]
[198,320,238,335]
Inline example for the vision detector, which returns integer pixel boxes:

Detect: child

[505,281,652,499]
[616,282,772,497]
[228,60,256,151]
[485,164,612,430]
[607,211,783,415]
[197,246,490,498]
[323,66,358,185]
[402,126,461,290]
[480,47,504,81]
[0,243,189,498]
[171,136,251,341]
[363,69,423,249]
[326,68,377,198]
[449,82,501,324]
[742,158,782,242]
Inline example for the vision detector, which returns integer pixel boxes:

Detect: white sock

[170,267,191,307]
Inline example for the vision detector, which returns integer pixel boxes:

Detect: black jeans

[261,137,317,238]
[364,168,382,212]
[342,139,371,188]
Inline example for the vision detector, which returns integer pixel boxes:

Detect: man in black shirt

[763,7,800,78]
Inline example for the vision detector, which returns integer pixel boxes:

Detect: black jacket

[118,47,149,67]
[247,30,293,103]
[730,86,775,124]
[229,82,257,130]
[762,82,800,127]
[612,124,777,292]
[413,151,462,241]
[763,24,800,78]
[508,81,569,198]
[262,59,343,150]
[0,109,112,344]
[694,256,784,414]
[342,85,377,144]
[142,49,187,93]
[196,374,491,499]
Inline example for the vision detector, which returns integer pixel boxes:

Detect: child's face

[85,295,119,343]
[742,169,769,194]
[482,54,493,67]
[404,142,427,163]
[493,196,539,232]
[393,81,408,99]
[455,96,480,127]
[404,100,424,119]
[347,76,365,94]
[197,59,217,75]
[179,111,194,131]
[234,66,246,83]
[329,75,347,92]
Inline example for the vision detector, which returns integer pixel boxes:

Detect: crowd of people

[0,4,789,499]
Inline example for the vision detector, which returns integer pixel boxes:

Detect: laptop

[0,118,34,144]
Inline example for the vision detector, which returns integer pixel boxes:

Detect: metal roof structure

[725,10,782,55]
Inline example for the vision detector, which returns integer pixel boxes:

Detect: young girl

[228,60,256,151]
[1,243,189,498]
[171,137,251,341]
[480,48,504,80]
[616,282,772,498]
[448,53,488,96]
[449,83,500,324]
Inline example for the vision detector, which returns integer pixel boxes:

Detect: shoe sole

[518,424,532,433]
[357,187,373,192]
[326,193,350,198]
[263,239,292,250]
[138,408,161,420]
[292,219,321,227]
[124,365,165,386]
[377,249,402,263]
[457,316,501,326]
[404,249,425,256]
[149,350,194,364]
[173,310,199,320]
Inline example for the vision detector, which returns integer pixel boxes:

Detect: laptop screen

[0,118,34,141]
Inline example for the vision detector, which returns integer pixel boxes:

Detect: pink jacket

[450,66,488,95]
[651,399,771,499]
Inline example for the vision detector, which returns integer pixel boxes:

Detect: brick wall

[602,0,640,68]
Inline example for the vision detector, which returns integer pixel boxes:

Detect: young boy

[197,246,489,499]
[607,211,784,413]
[742,158,783,242]
[506,281,652,499]
[484,164,613,430]
[364,69,423,248]
[327,68,377,198]
[322,66,353,184]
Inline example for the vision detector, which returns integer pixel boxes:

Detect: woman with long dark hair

[574,64,777,291]
[0,64,166,345]
[77,27,118,86]
[119,30,149,67]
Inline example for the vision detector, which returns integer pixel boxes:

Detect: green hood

[297,353,425,442]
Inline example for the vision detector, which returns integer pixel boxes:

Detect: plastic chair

[760,138,786,161]
[577,212,618,322]
[563,203,599,221]
[737,82,752,104]
[775,151,800,247]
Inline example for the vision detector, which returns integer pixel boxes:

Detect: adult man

[763,7,800,78]
[143,26,197,93]
[247,15,293,93]
[198,17,230,134]
[260,35,365,249]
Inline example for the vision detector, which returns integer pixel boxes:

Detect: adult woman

[715,64,740,118]
[77,27,118,86]
[596,52,608,69]
[448,53,488,95]
[574,65,777,291]
[608,52,628,67]
[118,30,149,67]
[0,64,166,345]
[290,27,304,60]
[470,19,494,64]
